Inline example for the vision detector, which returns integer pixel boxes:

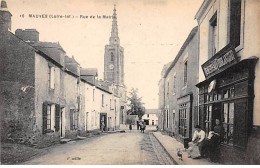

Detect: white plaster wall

[242,0,260,125]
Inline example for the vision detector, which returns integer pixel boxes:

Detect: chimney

[15,29,39,42]
[0,0,12,33]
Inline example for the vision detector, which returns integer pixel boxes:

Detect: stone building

[104,5,127,124]
[0,0,120,147]
[160,27,199,141]
[195,0,260,164]
[142,109,159,126]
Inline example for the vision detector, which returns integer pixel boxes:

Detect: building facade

[142,109,159,126]
[195,0,260,164]
[161,27,199,142]
[0,0,121,147]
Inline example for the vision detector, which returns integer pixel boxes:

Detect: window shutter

[70,109,74,130]
[230,0,241,47]
[199,105,205,130]
[233,99,248,149]
[42,102,48,134]
[55,104,60,132]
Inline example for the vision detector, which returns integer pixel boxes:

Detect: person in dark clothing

[129,124,132,132]
[207,119,224,162]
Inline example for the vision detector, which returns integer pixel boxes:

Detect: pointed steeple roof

[109,4,120,45]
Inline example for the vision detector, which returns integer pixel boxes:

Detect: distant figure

[177,148,183,161]
[139,122,144,133]
[129,124,132,132]
[101,121,105,132]
[137,121,139,130]
[140,122,146,133]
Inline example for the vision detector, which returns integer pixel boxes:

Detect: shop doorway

[100,113,107,131]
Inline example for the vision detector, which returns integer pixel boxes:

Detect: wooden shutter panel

[199,105,205,130]
[55,104,60,132]
[230,0,241,47]
[234,99,248,149]
[42,102,48,134]
[70,109,74,130]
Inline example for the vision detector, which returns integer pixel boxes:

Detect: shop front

[196,44,259,164]
[177,93,193,143]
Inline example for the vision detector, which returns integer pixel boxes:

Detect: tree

[127,88,145,120]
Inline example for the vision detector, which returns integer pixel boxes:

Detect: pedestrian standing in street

[129,123,132,132]
[139,122,143,133]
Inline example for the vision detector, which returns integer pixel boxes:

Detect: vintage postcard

[0,0,260,165]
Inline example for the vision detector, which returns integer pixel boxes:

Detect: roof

[145,109,160,114]
[32,42,66,66]
[33,41,65,52]
[64,55,80,76]
[164,26,198,78]
[80,68,98,76]
[194,0,212,21]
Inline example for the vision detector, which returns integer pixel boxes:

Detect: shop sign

[202,44,239,79]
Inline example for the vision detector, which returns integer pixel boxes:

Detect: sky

[7,0,203,109]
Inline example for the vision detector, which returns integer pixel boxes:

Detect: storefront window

[179,108,187,137]
[230,87,235,97]
[223,89,229,99]
[205,105,212,136]
[223,102,234,145]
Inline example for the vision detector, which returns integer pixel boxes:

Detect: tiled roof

[80,68,98,76]
[32,42,65,66]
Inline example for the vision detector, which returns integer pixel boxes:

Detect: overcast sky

[7,0,203,109]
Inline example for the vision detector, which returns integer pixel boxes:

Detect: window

[205,105,212,137]
[209,13,218,57]
[179,108,187,137]
[111,52,114,61]
[42,103,60,134]
[223,87,235,99]
[184,61,188,85]
[47,105,51,130]
[223,102,234,145]
[147,114,149,118]
[229,0,241,48]
[48,66,55,89]
[70,109,79,130]
[102,94,104,107]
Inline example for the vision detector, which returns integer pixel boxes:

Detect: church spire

[109,4,120,45]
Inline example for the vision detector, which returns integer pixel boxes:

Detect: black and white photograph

[0,0,260,165]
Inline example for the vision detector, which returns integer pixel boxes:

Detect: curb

[151,133,179,165]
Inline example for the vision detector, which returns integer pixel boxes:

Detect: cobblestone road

[23,130,175,165]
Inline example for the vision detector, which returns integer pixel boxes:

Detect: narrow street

[23,128,175,165]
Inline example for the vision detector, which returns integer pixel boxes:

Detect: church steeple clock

[104,5,124,87]
[104,5,126,124]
